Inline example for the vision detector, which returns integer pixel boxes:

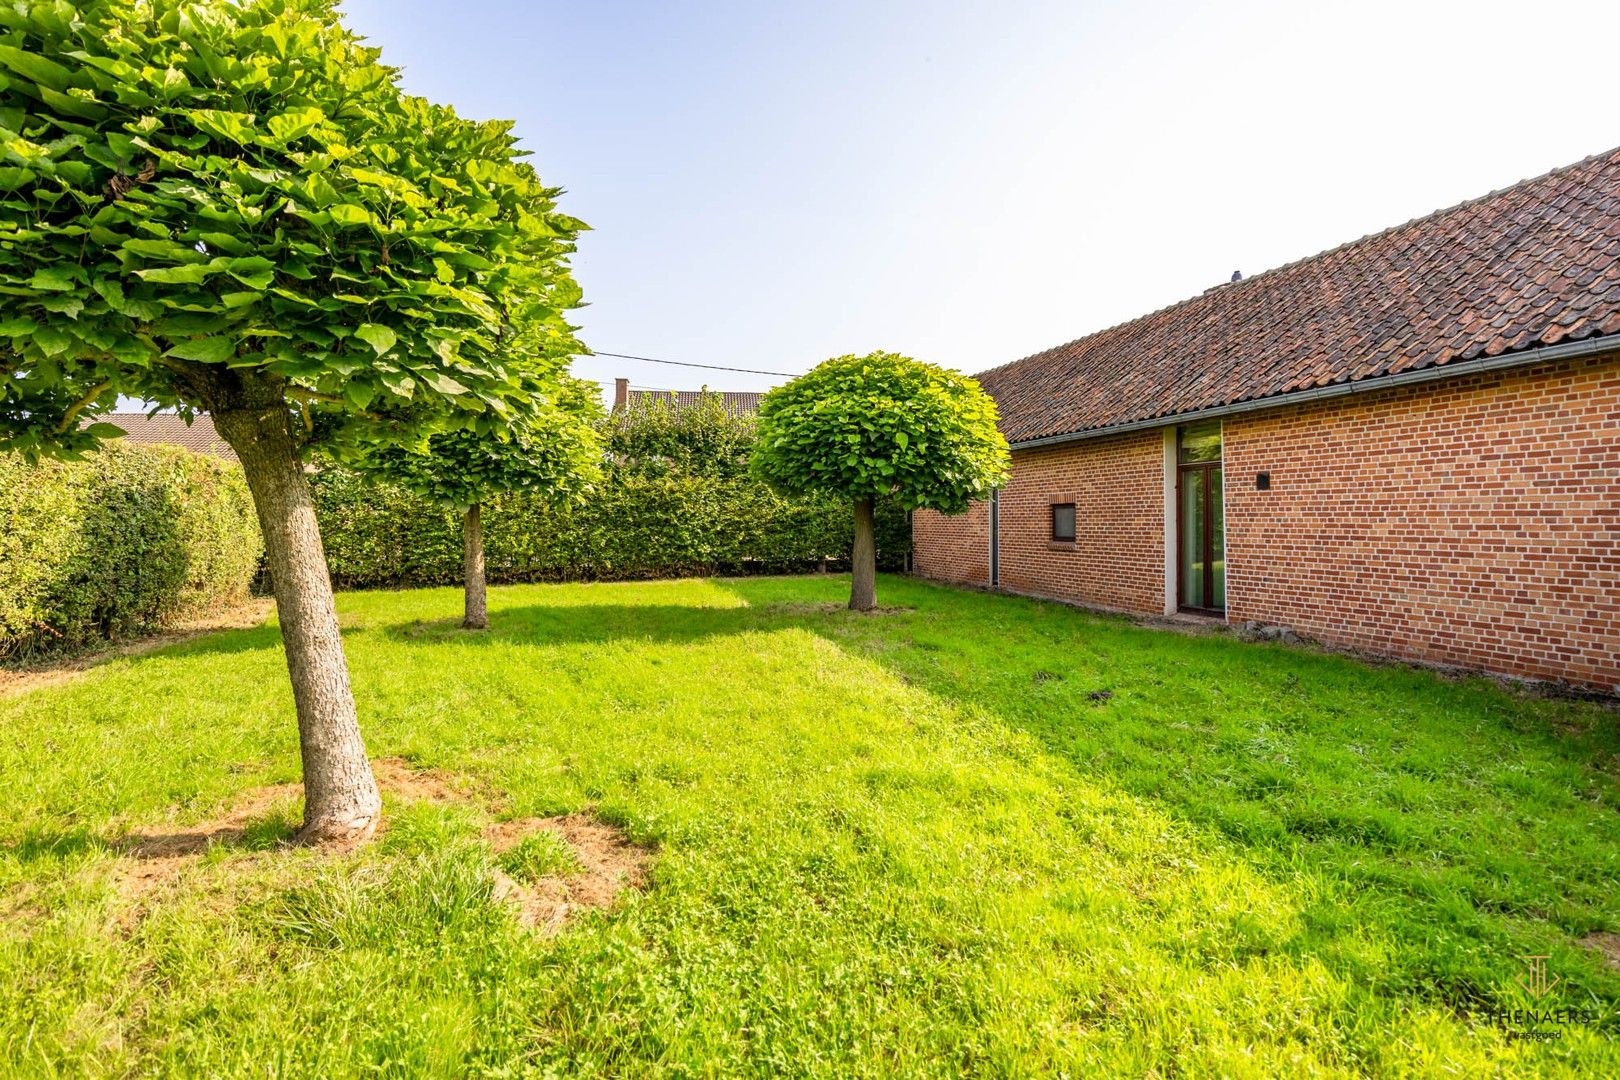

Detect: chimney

[1204,270,1244,295]
[613,377,629,410]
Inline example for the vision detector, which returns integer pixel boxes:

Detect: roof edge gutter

[1005,335,1619,451]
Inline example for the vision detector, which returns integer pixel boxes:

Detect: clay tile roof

[626,389,764,413]
[979,146,1620,444]
[89,412,237,461]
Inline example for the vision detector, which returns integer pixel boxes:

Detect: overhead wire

[585,350,794,378]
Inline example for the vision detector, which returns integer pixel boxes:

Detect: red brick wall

[913,352,1619,690]
[1225,352,1620,690]
[913,500,989,585]
[996,431,1166,613]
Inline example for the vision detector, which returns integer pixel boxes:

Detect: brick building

[915,148,1620,692]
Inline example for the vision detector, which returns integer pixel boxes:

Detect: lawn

[1,575,1616,1076]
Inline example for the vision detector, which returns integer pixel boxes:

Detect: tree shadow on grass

[4,619,284,701]
[350,572,1620,1028]
[370,597,879,651]
[709,576,1620,1017]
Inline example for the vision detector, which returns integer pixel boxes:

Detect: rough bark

[463,502,488,630]
[211,383,381,845]
[850,496,877,611]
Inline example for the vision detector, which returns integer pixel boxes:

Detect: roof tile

[85,413,236,461]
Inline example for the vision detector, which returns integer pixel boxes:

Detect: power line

[587,350,794,378]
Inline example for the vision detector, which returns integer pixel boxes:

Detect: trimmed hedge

[312,467,911,589]
[313,391,912,590]
[1,444,262,659]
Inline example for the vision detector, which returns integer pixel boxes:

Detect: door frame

[1174,421,1225,616]
[989,488,1000,587]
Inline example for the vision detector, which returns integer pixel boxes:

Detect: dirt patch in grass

[398,617,499,640]
[1581,931,1620,969]
[371,756,470,805]
[484,814,652,933]
[114,756,464,906]
[118,782,301,907]
[110,760,648,935]
[0,599,275,700]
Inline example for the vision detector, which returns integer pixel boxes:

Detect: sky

[340,0,1620,400]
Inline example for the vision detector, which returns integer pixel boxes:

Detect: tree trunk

[850,496,877,611]
[212,400,382,845]
[463,502,488,630]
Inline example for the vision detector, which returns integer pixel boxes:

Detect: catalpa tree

[352,376,601,630]
[752,352,1008,610]
[0,0,587,842]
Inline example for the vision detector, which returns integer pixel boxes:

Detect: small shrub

[0,444,262,659]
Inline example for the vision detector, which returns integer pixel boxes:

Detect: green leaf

[0,44,74,92]
[326,203,375,227]
[266,106,324,143]
[0,317,37,335]
[34,326,71,355]
[191,109,257,145]
[135,264,216,284]
[29,266,77,291]
[165,337,235,364]
[225,256,276,289]
[343,381,376,409]
[39,85,106,121]
[39,294,83,318]
[378,371,415,398]
[423,371,469,395]
[354,323,396,355]
[196,232,246,255]
[122,238,204,262]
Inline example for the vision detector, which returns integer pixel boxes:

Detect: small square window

[1051,503,1076,542]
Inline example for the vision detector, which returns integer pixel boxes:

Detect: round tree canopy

[353,377,603,510]
[0,0,584,458]
[750,351,1008,513]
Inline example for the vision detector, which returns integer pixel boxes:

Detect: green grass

[1,574,1616,1076]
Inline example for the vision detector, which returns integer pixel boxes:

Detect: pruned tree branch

[53,379,111,434]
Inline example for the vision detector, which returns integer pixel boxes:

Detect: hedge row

[1,444,263,660]
[311,467,911,589]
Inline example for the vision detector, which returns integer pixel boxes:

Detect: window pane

[1178,421,1222,463]
[1052,504,1076,541]
[1179,474,1205,607]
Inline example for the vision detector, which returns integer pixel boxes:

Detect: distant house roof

[612,378,763,414]
[979,146,1620,446]
[88,412,237,461]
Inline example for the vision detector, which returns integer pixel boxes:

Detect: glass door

[1177,423,1224,613]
